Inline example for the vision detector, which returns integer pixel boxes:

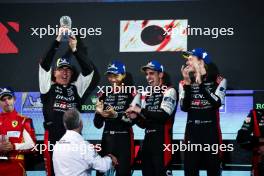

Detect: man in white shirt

[53,109,118,176]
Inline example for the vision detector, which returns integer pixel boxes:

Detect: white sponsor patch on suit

[245,117,251,124]
[7,131,21,138]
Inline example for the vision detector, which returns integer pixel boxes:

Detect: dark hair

[63,109,81,130]
[162,71,172,87]
[206,63,220,81]
[123,72,134,86]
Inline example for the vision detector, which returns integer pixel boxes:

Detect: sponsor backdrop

[0,1,263,91]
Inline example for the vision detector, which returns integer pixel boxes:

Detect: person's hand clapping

[125,106,138,119]
[69,35,77,52]
[192,63,202,84]
[125,106,141,119]
[96,100,104,114]
[181,65,193,85]
[101,105,118,118]
[56,27,70,42]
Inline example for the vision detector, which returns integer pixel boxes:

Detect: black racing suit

[39,40,94,176]
[132,86,177,176]
[179,73,227,176]
[236,109,264,176]
[94,92,135,176]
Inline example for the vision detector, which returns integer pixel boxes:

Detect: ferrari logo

[12,120,18,127]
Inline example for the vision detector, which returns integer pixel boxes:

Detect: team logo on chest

[12,120,18,128]
[67,87,74,97]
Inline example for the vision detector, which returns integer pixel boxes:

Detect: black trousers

[184,123,222,176]
[97,131,134,176]
[184,150,221,176]
[142,130,172,176]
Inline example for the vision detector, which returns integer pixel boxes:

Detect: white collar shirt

[53,130,112,176]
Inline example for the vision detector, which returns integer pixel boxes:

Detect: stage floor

[27,170,250,176]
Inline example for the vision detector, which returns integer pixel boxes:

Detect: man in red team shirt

[0,87,36,176]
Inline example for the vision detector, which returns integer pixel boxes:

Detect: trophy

[59,16,72,42]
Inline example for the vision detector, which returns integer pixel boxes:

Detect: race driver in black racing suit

[237,109,264,176]
[179,48,227,176]
[39,27,94,176]
[94,61,135,176]
[126,60,178,176]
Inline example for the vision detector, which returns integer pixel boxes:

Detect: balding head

[63,109,82,130]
